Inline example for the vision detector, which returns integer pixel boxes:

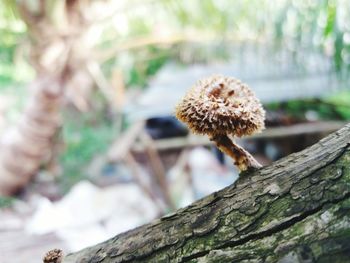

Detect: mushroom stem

[210,134,262,171]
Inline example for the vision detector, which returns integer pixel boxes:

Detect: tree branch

[64,123,350,263]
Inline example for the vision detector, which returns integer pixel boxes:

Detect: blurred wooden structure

[107,121,175,211]
[124,43,341,122]
[106,119,346,214]
[131,121,347,152]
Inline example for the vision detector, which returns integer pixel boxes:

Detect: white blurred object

[305,110,320,121]
[26,181,158,251]
[0,94,16,136]
[57,225,109,252]
[188,147,237,198]
[168,151,195,208]
[0,210,24,231]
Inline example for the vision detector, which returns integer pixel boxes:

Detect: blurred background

[0,0,349,262]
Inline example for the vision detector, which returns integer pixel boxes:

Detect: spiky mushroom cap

[175,75,265,137]
[43,249,63,263]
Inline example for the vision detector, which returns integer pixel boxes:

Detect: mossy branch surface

[65,124,350,263]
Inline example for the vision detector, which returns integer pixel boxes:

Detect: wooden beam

[132,121,347,152]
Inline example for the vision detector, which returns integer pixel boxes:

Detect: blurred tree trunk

[0,0,91,195]
[64,124,350,263]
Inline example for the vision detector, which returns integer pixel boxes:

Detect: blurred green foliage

[59,105,118,190]
[267,90,350,121]
[0,28,24,86]
[274,0,350,74]
[103,46,172,87]
[0,196,15,208]
[327,90,350,119]
[0,1,31,86]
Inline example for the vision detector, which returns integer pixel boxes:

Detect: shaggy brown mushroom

[43,249,63,263]
[175,75,265,171]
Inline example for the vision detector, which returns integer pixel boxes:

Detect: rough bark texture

[65,124,350,263]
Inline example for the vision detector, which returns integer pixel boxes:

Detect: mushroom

[175,75,265,171]
[43,249,63,263]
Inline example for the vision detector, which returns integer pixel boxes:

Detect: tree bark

[64,123,350,263]
[0,78,63,195]
[0,0,91,195]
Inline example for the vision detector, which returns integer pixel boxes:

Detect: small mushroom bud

[43,249,63,263]
[175,75,265,171]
